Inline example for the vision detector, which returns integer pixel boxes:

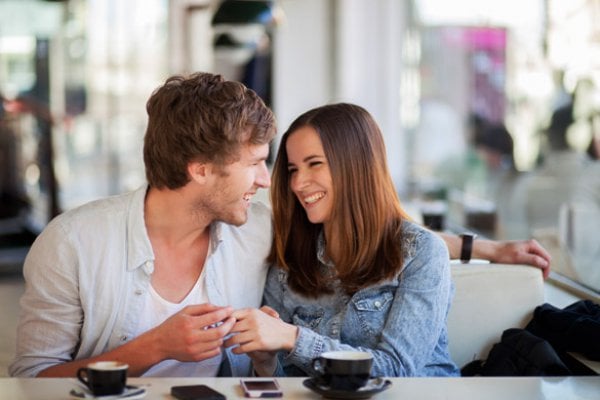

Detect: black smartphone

[171,384,226,400]
[240,378,283,398]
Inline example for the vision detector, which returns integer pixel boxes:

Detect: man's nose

[257,162,271,188]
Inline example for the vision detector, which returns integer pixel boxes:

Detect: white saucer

[69,385,146,399]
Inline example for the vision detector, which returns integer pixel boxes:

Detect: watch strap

[460,233,476,263]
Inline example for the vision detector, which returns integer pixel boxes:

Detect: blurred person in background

[509,102,588,237]
[566,110,600,290]
[473,122,524,239]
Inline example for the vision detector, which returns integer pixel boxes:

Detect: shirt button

[145,261,152,267]
[134,289,143,295]
[374,301,382,308]
[120,335,128,342]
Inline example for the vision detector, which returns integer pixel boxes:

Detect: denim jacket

[263,220,459,377]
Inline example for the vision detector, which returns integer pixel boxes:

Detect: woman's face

[285,126,334,226]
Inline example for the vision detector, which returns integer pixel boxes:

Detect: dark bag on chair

[461,328,571,376]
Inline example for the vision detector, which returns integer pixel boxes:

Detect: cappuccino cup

[77,361,128,396]
[312,351,373,391]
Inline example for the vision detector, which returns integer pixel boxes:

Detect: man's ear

[188,161,210,184]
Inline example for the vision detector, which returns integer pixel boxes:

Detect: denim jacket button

[374,301,382,308]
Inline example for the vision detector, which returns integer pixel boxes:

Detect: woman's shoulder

[400,219,442,242]
[400,219,448,258]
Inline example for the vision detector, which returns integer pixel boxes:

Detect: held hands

[224,306,298,376]
[150,303,235,363]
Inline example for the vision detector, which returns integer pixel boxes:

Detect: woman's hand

[225,307,298,354]
[225,306,296,376]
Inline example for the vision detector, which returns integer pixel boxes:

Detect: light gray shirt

[9,185,272,377]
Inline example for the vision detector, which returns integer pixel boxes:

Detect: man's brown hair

[143,72,276,189]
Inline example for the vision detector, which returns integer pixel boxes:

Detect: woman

[227,103,459,377]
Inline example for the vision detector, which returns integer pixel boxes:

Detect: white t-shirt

[135,269,223,377]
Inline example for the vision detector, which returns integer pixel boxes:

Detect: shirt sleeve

[8,218,83,377]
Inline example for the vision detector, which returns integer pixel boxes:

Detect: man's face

[199,142,271,226]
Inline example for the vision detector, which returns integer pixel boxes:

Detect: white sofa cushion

[448,263,545,369]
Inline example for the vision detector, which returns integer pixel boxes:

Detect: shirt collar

[125,185,226,271]
[316,230,335,268]
[126,184,155,272]
[208,220,224,255]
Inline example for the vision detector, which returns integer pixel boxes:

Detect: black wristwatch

[460,233,476,264]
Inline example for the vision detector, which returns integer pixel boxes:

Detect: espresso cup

[420,200,447,231]
[77,361,128,396]
[312,351,373,391]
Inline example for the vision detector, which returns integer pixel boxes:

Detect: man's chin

[221,213,248,227]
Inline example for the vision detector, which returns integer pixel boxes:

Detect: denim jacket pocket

[352,291,394,335]
[292,307,325,330]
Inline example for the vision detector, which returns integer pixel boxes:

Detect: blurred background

[0,0,599,319]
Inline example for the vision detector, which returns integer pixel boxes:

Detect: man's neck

[144,186,212,303]
[144,186,212,246]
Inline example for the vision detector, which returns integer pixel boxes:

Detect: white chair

[447,263,545,369]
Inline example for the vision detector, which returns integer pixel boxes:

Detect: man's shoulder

[48,188,142,230]
[217,201,272,246]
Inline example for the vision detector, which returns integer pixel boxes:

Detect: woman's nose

[290,169,309,191]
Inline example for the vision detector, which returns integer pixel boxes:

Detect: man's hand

[440,232,552,279]
[149,303,235,362]
[36,303,236,377]
[478,238,552,279]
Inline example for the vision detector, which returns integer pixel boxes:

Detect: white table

[1,376,599,400]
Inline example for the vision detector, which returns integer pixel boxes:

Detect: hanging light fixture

[212,0,282,51]
[211,0,281,26]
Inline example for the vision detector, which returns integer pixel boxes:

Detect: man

[10,72,276,377]
[10,72,550,378]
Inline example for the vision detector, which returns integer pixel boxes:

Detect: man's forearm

[37,330,162,377]
[438,232,498,260]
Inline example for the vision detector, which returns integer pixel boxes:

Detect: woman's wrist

[284,324,299,351]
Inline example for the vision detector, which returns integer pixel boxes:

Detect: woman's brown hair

[269,103,409,296]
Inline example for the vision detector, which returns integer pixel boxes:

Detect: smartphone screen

[171,384,226,400]
[240,378,283,398]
